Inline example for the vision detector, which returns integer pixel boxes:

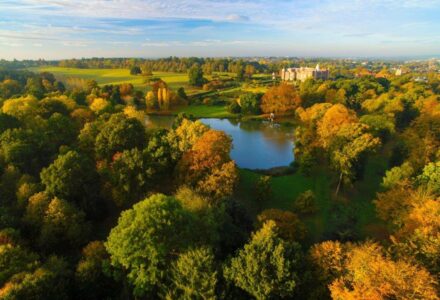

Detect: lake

[146,116,295,169]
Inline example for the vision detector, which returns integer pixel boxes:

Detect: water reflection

[145,116,295,169]
[200,118,294,169]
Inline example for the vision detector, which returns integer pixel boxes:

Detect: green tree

[188,64,204,87]
[75,241,116,300]
[0,243,38,287]
[38,197,90,252]
[95,113,146,160]
[330,123,380,196]
[40,151,100,216]
[108,148,154,207]
[129,66,141,75]
[224,221,302,300]
[417,161,440,195]
[0,113,20,135]
[0,256,71,300]
[382,162,414,189]
[105,194,196,297]
[169,247,217,300]
[239,93,261,115]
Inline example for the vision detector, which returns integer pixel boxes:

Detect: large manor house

[280,64,329,82]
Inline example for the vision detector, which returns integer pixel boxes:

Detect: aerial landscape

[0,1,439,299]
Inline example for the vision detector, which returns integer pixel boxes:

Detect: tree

[261,83,301,114]
[389,190,440,278]
[89,97,110,113]
[256,209,306,241]
[317,103,357,148]
[309,240,350,285]
[0,243,38,287]
[45,113,78,149]
[293,190,318,214]
[254,175,272,208]
[235,62,245,81]
[0,256,71,300]
[188,64,204,87]
[0,128,50,174]
[417,161,440,195]
[1,96,39,123]
[0,113,20,135]
[330,123,380,196]
[239,93,261,115]
[25,77,44,99]
[169,247,217,300]
[108,148,154,207]
[224,221,302,299]
[382,162,414,189]
[167,119,209,159]
[129,66,141,75]
[329,242,438,300]
[75,241,116,300]
[38,197,90,252]
[176,130,238,202]
[38,98,70,118]
[40,151,100,216]
[228,100,241,114]
[105,194,196,297]
[177,87,188,101]
[95,113,146,160]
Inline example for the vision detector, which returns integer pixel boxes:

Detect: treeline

[57,57,267,74]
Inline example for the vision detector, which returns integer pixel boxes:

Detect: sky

[1,0,440,59]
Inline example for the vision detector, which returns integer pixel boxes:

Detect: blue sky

[1,0,440,59]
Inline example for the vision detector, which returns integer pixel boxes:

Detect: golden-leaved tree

[176,129,238,203]
[261,83,301,114]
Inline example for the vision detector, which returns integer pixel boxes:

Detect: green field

[31,66,201,94]
[176,105,234,118]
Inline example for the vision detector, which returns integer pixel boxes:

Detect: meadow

[32,66,201,94]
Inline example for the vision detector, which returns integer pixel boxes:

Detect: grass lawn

[176,105,234,118]
[237,168,333,243]
[31,66,202,94]
[237,155,388,243]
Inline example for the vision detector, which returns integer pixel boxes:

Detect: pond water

[145,116,295,169]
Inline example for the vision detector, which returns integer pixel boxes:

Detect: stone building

[280,64,329,82]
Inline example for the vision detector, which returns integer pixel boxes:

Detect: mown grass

[176,105,234,118]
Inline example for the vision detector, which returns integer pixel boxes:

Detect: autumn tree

[329,242,438,300]
[256,209,306,241]
[176,130,238,202]
[330,123,380,196]
[308,240,352,299]
[167,119,209,158]
[261,83,301,114]
[317,103,357,148]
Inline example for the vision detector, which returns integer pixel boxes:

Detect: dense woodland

[0,59,439,299]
